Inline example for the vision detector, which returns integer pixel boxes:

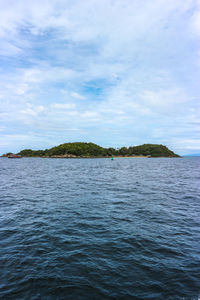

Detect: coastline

[1,155,179,159]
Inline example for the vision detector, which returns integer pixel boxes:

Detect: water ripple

[0,157,200,299]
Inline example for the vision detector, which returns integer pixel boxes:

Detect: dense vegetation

[17,142,179,157]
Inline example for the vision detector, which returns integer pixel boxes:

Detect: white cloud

[51,103,76,109]
[190,0,200,35]
[15,88,25,95]
[20,105,46,116]
[139,88,188,113]
[0,41,22,56]
[71,92,86,100]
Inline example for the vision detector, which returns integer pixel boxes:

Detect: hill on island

[17,142,179,158]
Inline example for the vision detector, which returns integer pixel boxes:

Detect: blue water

[0,157,200,299]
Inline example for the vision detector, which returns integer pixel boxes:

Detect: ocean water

[0,157,200,300]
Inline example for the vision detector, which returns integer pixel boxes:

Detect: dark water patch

[0,157,200,299]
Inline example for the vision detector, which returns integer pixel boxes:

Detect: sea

[0,157,200,300]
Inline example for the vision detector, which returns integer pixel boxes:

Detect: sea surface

[0,157,200,300]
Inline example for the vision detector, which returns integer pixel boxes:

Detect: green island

[3,142,180,158]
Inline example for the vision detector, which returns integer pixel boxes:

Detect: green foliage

[46,142,106,157]
[131,144,179,157]
[17,142,179,157]
[18,149,45,157]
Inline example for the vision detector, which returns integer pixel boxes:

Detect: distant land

[183,153,200,157]
[1,142,180,158]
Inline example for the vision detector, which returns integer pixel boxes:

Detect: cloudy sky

[0,0,199,155]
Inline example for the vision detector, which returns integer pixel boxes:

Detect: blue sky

[0,0,199,155]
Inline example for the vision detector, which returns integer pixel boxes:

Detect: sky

[0,0,199,155]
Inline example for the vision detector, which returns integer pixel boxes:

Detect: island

[1,142,180,158]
